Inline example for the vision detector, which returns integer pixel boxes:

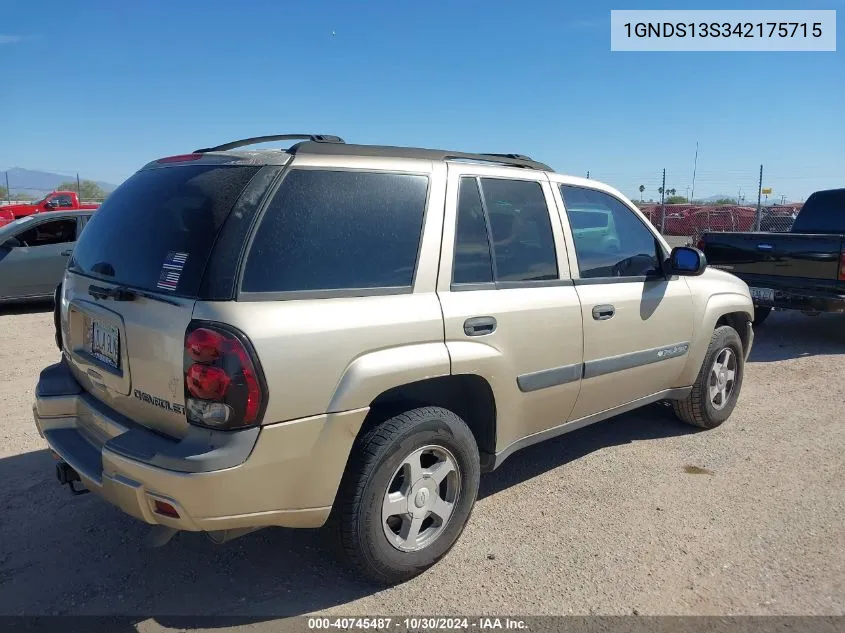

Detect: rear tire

[332,406,480,585]
[672,325,745,429]
[753,306,771,326]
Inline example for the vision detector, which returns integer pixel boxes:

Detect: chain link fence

[637,203,802,245]
[584,164,814,245]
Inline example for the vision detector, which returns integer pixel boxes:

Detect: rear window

[241,169,429,294]
[791,189,845,234]
[69,164,260,296]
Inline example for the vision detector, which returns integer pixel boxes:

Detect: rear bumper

[751,287,845,314]
[33,360,368,532]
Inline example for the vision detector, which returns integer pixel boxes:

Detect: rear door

[437,164,584,453]
[62,160,264,439]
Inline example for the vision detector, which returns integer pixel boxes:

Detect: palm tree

[638,184,645,201]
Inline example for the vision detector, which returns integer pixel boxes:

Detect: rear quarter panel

[192,295,449,423]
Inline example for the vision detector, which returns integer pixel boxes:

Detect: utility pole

[690,141,699,202]
[755,164,763,231]
[76,173,81,197]
[660,168,666,233]
[4,171,10,204]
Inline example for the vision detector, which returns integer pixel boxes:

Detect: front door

[553,183,695,420]
[1,217,79,298]
[437,164,584,454]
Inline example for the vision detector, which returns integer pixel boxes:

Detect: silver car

[0,210,94,303]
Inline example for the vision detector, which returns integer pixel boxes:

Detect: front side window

[54,195,73,207]
[559,185,661,279]
[241,170,429,293]
[17,218,78,247]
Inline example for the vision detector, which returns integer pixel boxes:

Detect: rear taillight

[183,323,266,430]
[839,249,845,282]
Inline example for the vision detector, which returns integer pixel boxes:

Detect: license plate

[91,319,120,369]
[749,287,774,302]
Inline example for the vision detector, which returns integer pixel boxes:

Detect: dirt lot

[0,304,843,625]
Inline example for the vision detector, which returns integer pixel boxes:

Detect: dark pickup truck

[699,188,845,325]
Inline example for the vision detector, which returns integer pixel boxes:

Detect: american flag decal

[156,251,188,291]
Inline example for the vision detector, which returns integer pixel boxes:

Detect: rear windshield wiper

[87,284,180,306]
[88,284,135,301]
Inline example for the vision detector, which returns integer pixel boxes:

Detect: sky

[1,0,843,202]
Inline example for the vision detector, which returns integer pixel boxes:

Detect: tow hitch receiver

[55,461,89,495]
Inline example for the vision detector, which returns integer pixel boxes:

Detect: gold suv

[33,135,754,584]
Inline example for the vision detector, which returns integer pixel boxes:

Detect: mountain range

[1,167,118,196]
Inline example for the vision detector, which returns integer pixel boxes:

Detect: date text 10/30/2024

[307,618,528,630]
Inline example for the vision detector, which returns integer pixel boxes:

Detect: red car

[2,191,100,220]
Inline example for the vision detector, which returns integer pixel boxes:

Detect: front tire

[332,406,480,585]
[672,325,745,429]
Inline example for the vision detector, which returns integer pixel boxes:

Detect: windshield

[791,189,845,234]
[68,164,260,297]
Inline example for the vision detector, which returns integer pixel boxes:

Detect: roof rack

[287,142,553,171]
[194,134,345,153]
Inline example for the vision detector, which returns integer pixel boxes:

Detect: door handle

[464,316,497,336]
[592,304,615,320]
[61,249,73,256]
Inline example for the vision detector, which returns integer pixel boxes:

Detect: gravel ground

[0,304,842,627]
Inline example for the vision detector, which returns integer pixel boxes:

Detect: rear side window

[241,170,429,294]
[479,178,558,282]
[69,164,260,296]
[791,189,845,233]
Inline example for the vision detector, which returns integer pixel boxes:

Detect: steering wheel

[611,254,657,277]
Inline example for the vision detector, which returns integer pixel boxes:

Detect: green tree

[57,180,108,201]
[0,185,7,200]
[665,195,688,204]
[711,197,737,205]
[638,184,645,201]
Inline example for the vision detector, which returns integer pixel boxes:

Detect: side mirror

[2,237,23,249]
[668,246,706,276]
